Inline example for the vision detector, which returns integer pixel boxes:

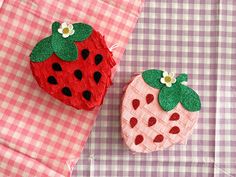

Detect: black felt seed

[74,69,82,80]
[62,87,72,97]
[47,76,58,84]
[81,49,89,60]
[95,54,103,65]
[93,71,102,84]
[52,63,62,71]
[82,90,91,101]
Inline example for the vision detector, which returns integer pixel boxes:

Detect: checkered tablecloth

[72,1,236,177]
[0,0,143,176]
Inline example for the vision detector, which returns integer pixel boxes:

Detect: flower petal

[58,28,63,34]
[61,22,67,28]
[171,78,176,83]
[166,82,172,87]
[68,24,73,30]
[160,78,165,84]
[163,71,168,77]
[169,72,175,77]
[62,33,70,38]
[69,29,75,35]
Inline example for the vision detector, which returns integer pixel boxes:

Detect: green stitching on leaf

[158,84,181,111]
[30,36,53,62]
[176,73,188,83]
[52,32,78,61]
[142,69,164,89]
[68,23,93,42]
[180,85,201,111]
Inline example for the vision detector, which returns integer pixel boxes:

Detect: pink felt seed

[132,99,140,110]
[153,134,164,143]
[169,113,180,121]
[146,94,154,104]
[135,135,144,145]
[148,117,157,127]
[169,126,180,134]
[130,117,138,128]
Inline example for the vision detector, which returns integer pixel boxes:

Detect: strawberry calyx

[142,69,201,112]
[30,21,93,62]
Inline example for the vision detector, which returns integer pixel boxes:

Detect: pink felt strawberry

[121,69,201,153]
[30,22,115,110]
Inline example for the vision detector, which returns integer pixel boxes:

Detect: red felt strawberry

[121,69,201,153]
[30,22,115,110]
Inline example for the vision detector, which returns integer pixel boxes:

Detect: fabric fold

[0,144,64,177]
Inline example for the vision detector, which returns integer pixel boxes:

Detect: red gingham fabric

[0,0,144,176]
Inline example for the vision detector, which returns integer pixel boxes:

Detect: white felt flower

[160,71,176,87]
[58,22,75,38]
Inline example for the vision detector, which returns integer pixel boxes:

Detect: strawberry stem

[52,22,60,34]
[176,73,188,83]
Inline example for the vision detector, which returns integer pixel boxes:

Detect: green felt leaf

[30,36,54,62]
[52,33,78,61]
[142,69,164,89]
[176,73,188,83]
[50,22,92,61]
[52,21,60,34]
[68,23,93,42]
[180,85,201,111]
[158,84,181,111]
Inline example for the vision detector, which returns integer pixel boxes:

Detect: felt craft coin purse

[30,21,115,110]
[121,69,201,153]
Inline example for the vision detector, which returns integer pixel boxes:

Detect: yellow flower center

[164,76,172,83]
[63,27,70,34]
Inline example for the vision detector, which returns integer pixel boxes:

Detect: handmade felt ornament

[30,22,115,110]
[121,69,201,153]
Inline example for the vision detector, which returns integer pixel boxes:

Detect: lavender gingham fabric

[73,1,236,177]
